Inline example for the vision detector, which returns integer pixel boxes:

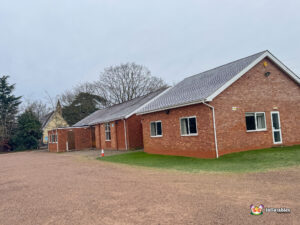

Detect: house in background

[41,100,68,144]
[48,89,166,152]
[137,51,300,158]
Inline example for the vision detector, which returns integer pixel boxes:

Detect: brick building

[48,127,92,152]
[48,89,165,152]
[137,51,300,158]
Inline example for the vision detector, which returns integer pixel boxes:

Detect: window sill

[151,135,163,138]
[105,140,111,142]
[181,134,198,137]
[246,129,267,133]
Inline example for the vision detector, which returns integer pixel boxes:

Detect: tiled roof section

[41,111,54,128]
[73,88,167,126]
[138,51,267,113]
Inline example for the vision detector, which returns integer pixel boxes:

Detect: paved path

[0,151,299,225]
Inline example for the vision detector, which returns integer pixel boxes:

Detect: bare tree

[20,99,51,122]
[95,62,167,104]
[60,82,104,106]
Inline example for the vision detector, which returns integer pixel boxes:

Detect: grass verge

[98,145,300,173]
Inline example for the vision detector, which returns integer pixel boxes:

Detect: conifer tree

[0,76,21,150]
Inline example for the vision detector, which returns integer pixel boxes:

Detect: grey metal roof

[73,88,166,126]
[138,51,267,114]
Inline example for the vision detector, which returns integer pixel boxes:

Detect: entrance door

[271,111,282,144]
[91,126,96,148]
[68,131,75,150]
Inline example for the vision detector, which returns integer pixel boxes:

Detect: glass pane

[180,118,188,135]
[272,113,279,129]
[256,113,266,129]
[273,131,281,142]
[189,117,197,134]
[245,114,256,130]
[156,122,162,136]
[150,122,156,136]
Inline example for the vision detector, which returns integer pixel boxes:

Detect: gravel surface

[0,151,299,225]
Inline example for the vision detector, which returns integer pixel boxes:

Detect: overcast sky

[1,0,300,102]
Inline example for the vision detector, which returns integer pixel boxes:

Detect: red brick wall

[74,127,92,150]
[99,122,117,150]
[48,130,58,152]
[141,57,300,158]
[48,129,68,152]
[141,104,215,158]
[127,115,144,149]
[211,58,300,155]
[94,117,142,151]
[97,120,127,150]
[48,127,92,152]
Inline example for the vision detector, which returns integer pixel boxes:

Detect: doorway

[91,126,96,148]
[271,111,282,144]
[67,131,75,150]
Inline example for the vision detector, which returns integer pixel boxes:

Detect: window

[150,121,162,137]
[51,134,57,143]
[180,116,198,136]
[105,123,111,141]
[245,112,266,131]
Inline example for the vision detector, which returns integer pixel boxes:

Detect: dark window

[245,113,256,130]
[189,117,197,134]
[245,112,266,131]
[150,121,162,137]
[105,123,111,140]
[180,117,197,135]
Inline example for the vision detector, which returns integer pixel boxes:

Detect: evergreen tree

[0,76,21,150]
[62,92,107,125]
[11,110,42,150]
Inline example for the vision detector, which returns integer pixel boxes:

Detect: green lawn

[98,145,300,173]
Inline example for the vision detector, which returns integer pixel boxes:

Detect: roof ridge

[184,50,268,80]
[98,87,168,111]
[73,87,168,126]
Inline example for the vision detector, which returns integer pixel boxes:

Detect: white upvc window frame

[50,134,57,143]
[150,121,163,137]
[105,123,111,141]
[245,112,267,132]
[180,116,198,136]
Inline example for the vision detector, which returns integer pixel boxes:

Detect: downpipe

[202,102,219,159]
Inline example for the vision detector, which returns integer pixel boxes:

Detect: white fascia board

[89,117,126,126]
[206,51,300,101]
[53,126,90,130]
[266,51,300,84]
[128,87,172,118]
[137,99,205,115]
